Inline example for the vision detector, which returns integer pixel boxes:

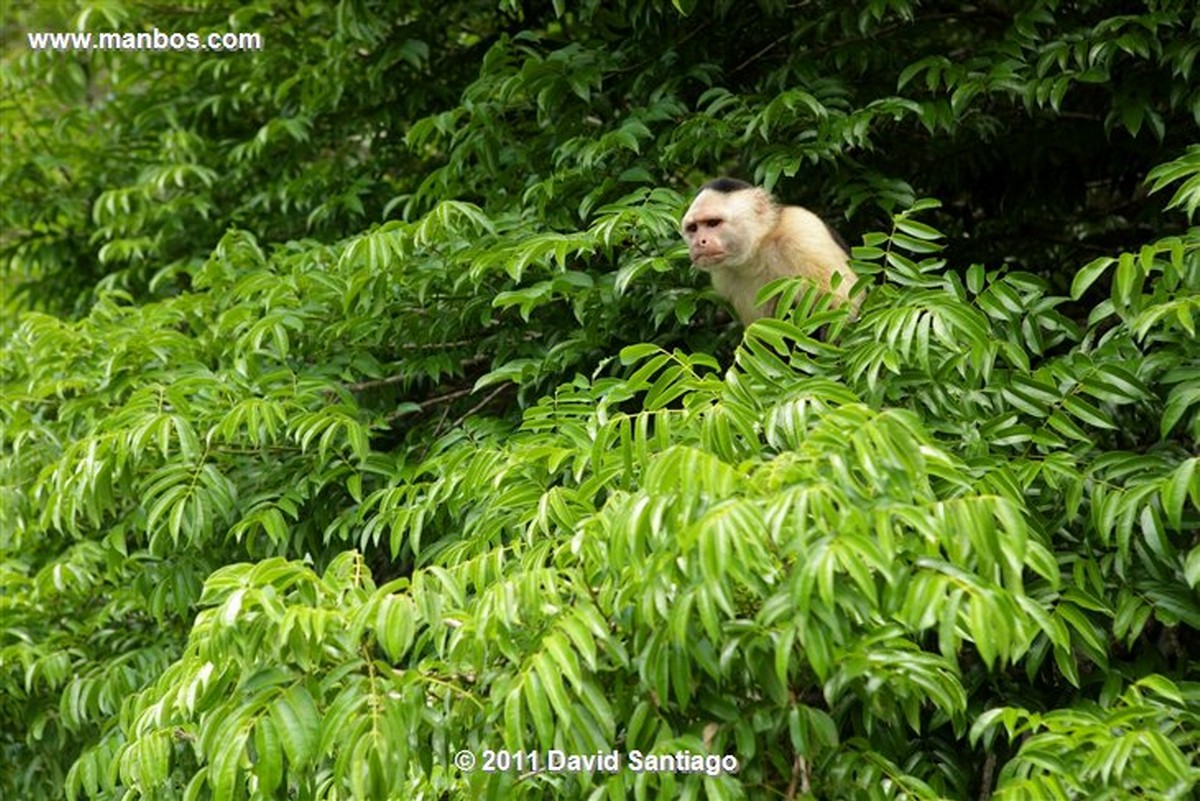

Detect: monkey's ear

[752,188,774,215]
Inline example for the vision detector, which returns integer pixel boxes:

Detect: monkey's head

[681,179,778,271]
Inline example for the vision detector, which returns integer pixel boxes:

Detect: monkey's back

[762,206,856,301]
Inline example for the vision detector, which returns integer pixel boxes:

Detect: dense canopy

[1,1,1198,799]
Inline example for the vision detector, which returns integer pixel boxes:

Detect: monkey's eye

[684,222,698,233]
[705,219,722,228]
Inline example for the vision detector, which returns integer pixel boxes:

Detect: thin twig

[417,387,475,411]
[785,752,811,799]
[979,752,996,801]
[734,32,792,74]
[427,395,454,443]
[349,373,409,392]
[445,383,511,431]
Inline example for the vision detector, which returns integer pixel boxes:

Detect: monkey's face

[680,188,765,270]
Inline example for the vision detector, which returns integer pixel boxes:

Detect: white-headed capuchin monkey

[681,178,861,326]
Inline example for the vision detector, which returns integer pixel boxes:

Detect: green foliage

[973,676,1200,800]
[2,1,1199,800]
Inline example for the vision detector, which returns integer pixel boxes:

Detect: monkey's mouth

[690,251,726,269]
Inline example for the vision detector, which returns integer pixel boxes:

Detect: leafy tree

[2,1,1197,799]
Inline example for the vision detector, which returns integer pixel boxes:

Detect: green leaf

[1071,257,1115,299]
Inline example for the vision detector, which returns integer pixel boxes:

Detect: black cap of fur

[700,177,754,193]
